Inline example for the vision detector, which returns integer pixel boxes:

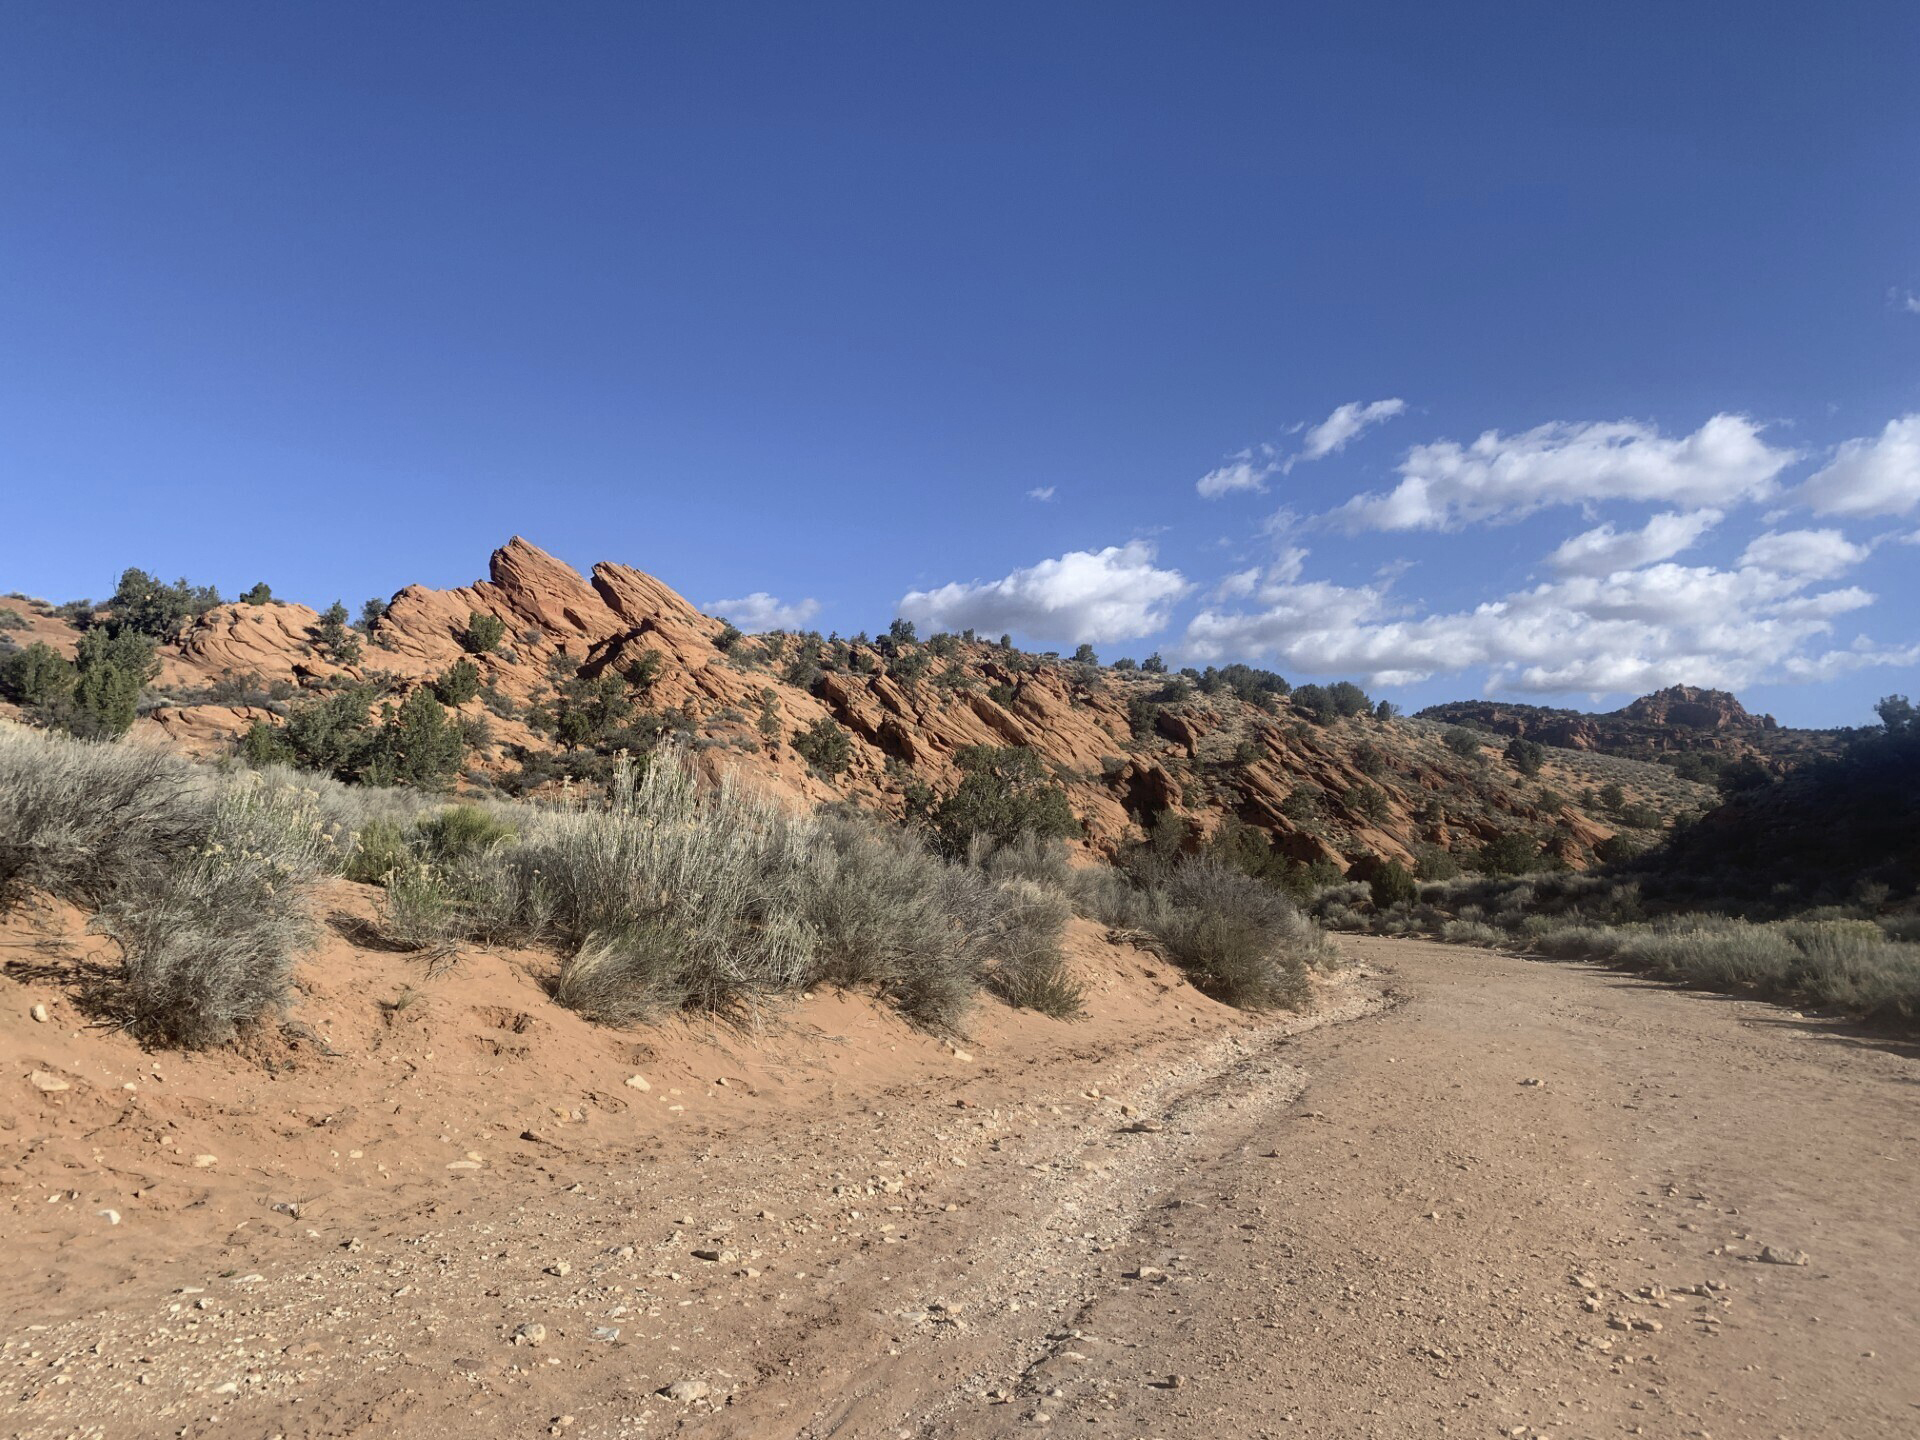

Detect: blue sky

[3,3,1917,726]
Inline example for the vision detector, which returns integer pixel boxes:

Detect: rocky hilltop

[4,539,1717,871]
[1417,687,1841,768]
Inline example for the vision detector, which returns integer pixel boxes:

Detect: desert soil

[6,934,1917,1440]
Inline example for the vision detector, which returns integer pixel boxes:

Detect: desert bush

[0,606,28,630]
[1440,919,1504,946]
[240,583,272,606]
[978,878,1081,1018]
[343,816,411,884]
[375,858,463,952]
[97,774,331,1046]
[1144,859,1323,1009]
[975,832,1075,889]
[1443,727,1483,758]
[512,754,818,1022]
[799,817,982,1030]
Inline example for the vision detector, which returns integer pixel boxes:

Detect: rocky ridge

[5,539,1712,870]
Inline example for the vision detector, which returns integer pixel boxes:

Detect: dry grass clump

[801,816,989,1031]
[0,727,336,1045]
[516,755,818,1022]
[99,777,332,1046]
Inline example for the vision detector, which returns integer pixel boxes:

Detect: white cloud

[1548,509,1722,576]
[707,592,821,631]
[898,541,1190,644]
[1196,451,1274,499]
[1212,567,1262,601]
[1288,397,1406,469]
[1197,400,1404,497]
[1185,553,1903,697]
[1798,414,1920,517]
[1027,486,1057,502]
[1210,547,1308,602]
[1738,528,1871,580]
[1892,288,1920,315]
[1328,413,1796,531]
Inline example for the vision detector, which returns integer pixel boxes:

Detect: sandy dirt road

[7,936,1917,1439]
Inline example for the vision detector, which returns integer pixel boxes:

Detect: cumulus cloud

[898,541,1190,644]
[1548,509,1723,576]
[706,592,821,631]
[1289,397,1406,469]
[1327,413,1795,531]
[1738,528,1871,580]
[1027,486,1057,502]
[1798,414,1920,517]
[1184,553,1901,697]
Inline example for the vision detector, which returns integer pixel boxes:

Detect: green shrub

[415,804,517,862]
[433,659,482,706]
[1343,782,1391,825]
[1473,831,1544,876]
[793,716,853,776]
[65,626,158,738]
[1443,727,1483,758]
[240,583,273,606]
[0,641,74,707]
[461,610,507,654]
[1369,860,1418,910]
[105,568,222,638]
[1504,736,1545,776]
[930,745,1078,856]
[343,817,411,884]
[624,648,663,693]
[0,606,28,630]
[242,685,467,788]
[1412,843,1461,880]
[714,621,744,652]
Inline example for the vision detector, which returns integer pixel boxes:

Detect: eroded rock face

[9,538,1693,870]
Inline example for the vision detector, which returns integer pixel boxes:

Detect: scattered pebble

[664,1379,710,1403]
[29,1002,49,1023]
[512,1323,547,1347]
[28,1070,70,1093]
[1759,1245,1809,1266]
[624,1075,651,1091]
